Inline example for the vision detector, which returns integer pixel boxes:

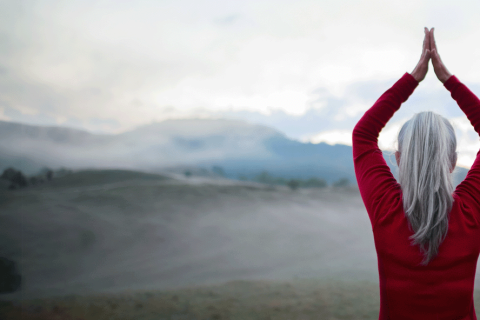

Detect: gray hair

[397,111,457,265]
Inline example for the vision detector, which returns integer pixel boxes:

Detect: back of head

[397,111,457,265]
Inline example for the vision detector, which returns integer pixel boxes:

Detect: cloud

[213,77,480,168]
[450,117,480,168]
[1,0,480,166]
[2,1,480,125]
[301,130,353,146]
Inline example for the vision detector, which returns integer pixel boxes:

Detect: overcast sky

[1,0,480,167]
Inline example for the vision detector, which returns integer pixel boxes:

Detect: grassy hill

[0,169,372,302]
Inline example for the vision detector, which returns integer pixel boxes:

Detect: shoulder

[455,184,480,210]
[371,183,403,226]
[451,192,480,228]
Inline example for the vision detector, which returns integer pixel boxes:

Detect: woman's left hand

[411,27,432,82]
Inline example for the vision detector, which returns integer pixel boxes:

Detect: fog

[0,171,381,301]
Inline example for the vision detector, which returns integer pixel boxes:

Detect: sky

[1,0,480,168]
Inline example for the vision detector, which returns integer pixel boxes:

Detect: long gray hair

[397,111,457,265]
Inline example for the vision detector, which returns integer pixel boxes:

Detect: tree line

[184,166,350,190]
[0,167,58,190]
[244,170,349,190]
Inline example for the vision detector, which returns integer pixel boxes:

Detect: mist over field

[0,160,389,318]
[0,170,373,299]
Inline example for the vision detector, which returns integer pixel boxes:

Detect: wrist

[440,73,452,84]
[410,70,423,83]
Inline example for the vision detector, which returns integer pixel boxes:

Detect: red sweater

[353,73,480,320]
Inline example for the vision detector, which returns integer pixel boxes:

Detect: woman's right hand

[430,28,453,83]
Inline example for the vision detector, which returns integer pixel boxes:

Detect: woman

[353,27,480,319]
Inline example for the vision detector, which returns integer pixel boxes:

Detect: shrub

[0,257,21,293]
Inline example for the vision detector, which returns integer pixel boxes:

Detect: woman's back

[353,69,480,319]
[372,184,480,318]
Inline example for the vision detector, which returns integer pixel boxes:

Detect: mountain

[0,119,470,186]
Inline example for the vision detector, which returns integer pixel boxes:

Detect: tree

[46,169,53,181]
[1,168,17,181]
[333,178,349,187]
[287,179,300,190]
[1,168,28,189]
[39,167,54,181]
[11,171,28,188]
[184,170,192,178]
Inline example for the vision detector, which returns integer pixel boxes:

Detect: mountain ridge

[0,118,469,186]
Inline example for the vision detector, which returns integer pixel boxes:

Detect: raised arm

[446,77,480,204]
[431,29,480,204]
[353,74,418,224]
[352,28,431,225]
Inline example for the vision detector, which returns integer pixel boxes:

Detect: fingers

[431,48,440,63]
[430,27,437,52]
[430,49,438,66]
[423,27,428,54]
[425,27,430,51]
[431,49,443,71]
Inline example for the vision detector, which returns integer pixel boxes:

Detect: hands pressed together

[411,27,452,83]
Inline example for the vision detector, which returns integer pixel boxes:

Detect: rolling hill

[0,169,376,301]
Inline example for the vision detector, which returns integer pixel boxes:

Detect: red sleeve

[352,72,418,225]
[444,76,480,207]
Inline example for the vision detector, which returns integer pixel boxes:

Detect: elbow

[352,122,364,138]
[352,120,374,147]
[352,125,362,148]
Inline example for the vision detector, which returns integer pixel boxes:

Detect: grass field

[1,279,382,320]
